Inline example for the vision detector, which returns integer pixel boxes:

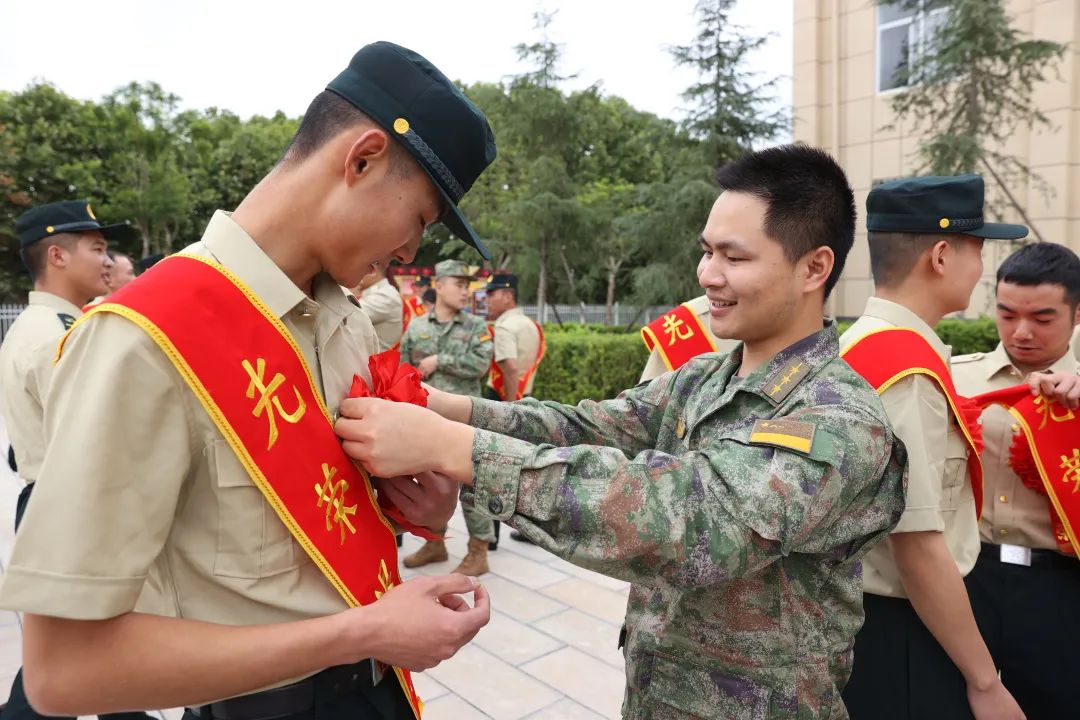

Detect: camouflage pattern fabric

[399,311,493,397]
[462,322,907,719]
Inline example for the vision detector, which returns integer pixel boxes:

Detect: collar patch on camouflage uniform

[749,418,816,454]
[762,359,811,404]
[57,313,76,330]
[675,417,686,439]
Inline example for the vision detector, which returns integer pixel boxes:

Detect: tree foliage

[878,0,1066,231]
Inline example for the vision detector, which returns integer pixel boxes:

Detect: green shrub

[532,317,1000,405]
[533,331,648,404]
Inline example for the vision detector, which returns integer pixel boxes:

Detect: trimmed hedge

[532,316,1000,405]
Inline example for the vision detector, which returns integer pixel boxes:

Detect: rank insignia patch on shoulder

[56,313,76,330]
[762,359,811,404]
[749,418,816,454]
[479,334,491,342]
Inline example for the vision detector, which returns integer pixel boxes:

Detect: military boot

[451,537,490,577]
[402,540,448,568]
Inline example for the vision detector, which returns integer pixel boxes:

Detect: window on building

[876,1,948,93]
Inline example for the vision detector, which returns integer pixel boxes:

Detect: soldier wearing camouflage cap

[399,258,494,576]
[337,145,909,718]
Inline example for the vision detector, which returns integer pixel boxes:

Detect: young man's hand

[1028,371,1080,410]
[967,677,1026,720]
[341,574,490,671]
[375,471,458,531]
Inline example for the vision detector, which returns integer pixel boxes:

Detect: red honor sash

[841,327,985,518]
[59,255,424,718]
[488,320,546,401]
[640,302,717,372]
[973,384,1080,556]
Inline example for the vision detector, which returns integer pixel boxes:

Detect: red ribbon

[348,350,440,541]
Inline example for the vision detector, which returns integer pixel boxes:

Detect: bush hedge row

[532,316,1000,405]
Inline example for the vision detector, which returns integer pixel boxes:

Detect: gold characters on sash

[374,559,395,600]
[1035,395,1076,429]
[314,463,358,544]
[242,357,307,449]
[1061,449,1080,494]
[662,313,694,346]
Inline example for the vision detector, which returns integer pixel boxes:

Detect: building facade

[793,0,1080,317]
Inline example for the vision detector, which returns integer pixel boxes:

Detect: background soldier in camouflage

[337,145,908,719]
[399,258,494,575]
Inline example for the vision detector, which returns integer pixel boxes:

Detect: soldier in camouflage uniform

[337,145,908,718]
[399,258,494,575]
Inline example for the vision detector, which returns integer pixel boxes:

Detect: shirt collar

[862,296,951,361]
[734,321,840,406]
[197,211,353,320]
[28,291,83,317]
[985,341,1079,381]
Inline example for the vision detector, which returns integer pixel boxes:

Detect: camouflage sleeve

[438,321,493,380]
[464,403,904,588]
[469,373,673,453]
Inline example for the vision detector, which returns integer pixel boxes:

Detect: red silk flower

[348,349,438,540]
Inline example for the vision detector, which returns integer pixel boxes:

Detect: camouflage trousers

[462,499,494,541]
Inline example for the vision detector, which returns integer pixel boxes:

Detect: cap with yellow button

[326,41,498,259]
[15,200,130,249]
[866,174,1028,240]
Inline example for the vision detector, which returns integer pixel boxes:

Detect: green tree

[670,0,788,170]
[878,0,1066,238]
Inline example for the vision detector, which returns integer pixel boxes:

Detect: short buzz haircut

[868,232,966,288]
[713,144,856,298]
[997,242,1080,309]
[19,233,78,281]
[281,90,416,180]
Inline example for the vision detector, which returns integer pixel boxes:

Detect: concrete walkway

[0,417,629,719]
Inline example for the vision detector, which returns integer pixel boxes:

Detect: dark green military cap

[15,200,130,248]
[867,174,1027,240]
[485,272,517,292]
[326,41,497,259]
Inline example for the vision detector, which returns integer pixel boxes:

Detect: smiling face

[696,191,808,343]
[996,280,1079,371]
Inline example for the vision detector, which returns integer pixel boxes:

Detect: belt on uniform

[187,660,374,720]
[979,542,1078,571]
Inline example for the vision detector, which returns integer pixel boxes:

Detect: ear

[343,128,392,187]
[46,243,67,269]
[1072,302,1080,328]
[928,240,950,278]
[801,246,835,295]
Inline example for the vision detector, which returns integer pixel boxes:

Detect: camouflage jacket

[463,323,906,719]
[399,310,492,397]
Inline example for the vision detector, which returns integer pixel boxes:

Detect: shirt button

[999,495,1008,503]
[999,528,1010,537]
[488,497,504,514]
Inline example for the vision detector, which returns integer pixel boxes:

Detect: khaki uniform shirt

[0,212,381,649]
[953,344,1080,551]
[0,291,82,483]
[359,278,404,352]
[486,307,541,397]
[640,295,740,382]
[840,297,980,597]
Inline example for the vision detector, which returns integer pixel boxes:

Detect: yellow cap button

[939,218,951,229]
[45,226,54,233]
[393,118,410,134]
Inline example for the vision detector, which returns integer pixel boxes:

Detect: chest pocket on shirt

[209,442,300,579]
[942,423,970,503]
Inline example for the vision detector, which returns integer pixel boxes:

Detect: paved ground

[0,416,629,719]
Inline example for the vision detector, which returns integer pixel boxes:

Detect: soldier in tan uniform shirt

[0,42,495,719]
[353,267,405,351]
[840,175,1026,720]
[639,294,738,382]
[953,242,1080,720]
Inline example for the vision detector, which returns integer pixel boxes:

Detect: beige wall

[793,0,1080,318]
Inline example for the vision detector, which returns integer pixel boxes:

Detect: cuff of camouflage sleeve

[470,428,532,522]
[469,396,502,429]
